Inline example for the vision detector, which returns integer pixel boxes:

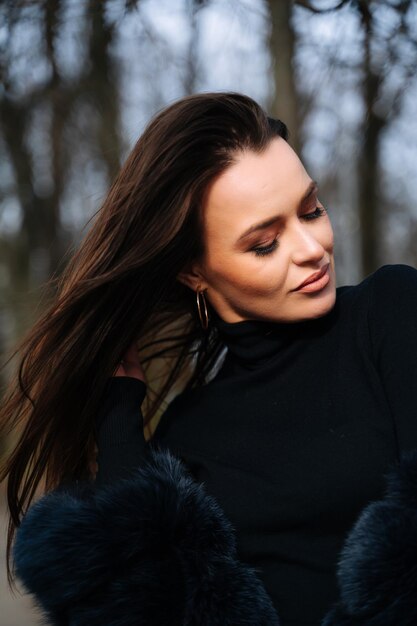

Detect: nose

[289,221,326,265]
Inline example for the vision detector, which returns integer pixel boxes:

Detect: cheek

[310,219,334,255]
[206,251,248,285]
[206,249,284,296]
[323,220,335,248]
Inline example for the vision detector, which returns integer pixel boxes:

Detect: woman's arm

[13,344,280,626]
[94,376,148,486]
[95,340,148,486]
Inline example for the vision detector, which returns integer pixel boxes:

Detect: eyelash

[251,206,327,257]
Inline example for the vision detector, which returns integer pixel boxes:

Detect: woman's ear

[177,262,207,292]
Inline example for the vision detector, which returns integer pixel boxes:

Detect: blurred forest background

[0,0,416,622]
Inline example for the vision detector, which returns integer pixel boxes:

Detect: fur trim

[13,448,280,626]
[15,447,417,625]
[322,450,417,625]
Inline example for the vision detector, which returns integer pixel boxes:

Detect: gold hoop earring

[196,288,209,330]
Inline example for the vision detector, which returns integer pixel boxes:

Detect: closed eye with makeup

[242,182,328,258]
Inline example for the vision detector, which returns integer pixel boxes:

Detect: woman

[1,92,417,626]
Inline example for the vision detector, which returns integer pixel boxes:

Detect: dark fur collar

[13,448,417,625]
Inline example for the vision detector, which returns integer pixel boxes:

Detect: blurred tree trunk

[1,0,72,340]
[45,0,69,275]
[356,1,386,277]
[295,0,416,276]
[0,0,124,347]
[0,98,60,339]
[86,0,122,181]
[266,0,302,155]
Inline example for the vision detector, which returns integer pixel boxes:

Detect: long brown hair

[0,91,288,587]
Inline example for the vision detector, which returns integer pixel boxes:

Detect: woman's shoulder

[331,263,416,353]
[336,263,417,309]
[361,263,417,321]
[366,263,417,348]
[368,262,417,297]
[335,263,417,360]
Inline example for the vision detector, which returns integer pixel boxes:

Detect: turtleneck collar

[211,303,338,368]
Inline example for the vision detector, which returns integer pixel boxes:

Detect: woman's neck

[211,303,339,368]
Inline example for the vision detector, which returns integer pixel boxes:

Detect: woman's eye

[250,206,327,257]
[303,206,327,220]
[251,238,279,257]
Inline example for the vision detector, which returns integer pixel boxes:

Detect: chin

[309,285,337,318]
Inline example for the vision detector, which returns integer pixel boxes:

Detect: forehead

[201,137,311,241]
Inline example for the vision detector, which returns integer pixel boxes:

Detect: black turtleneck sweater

[95,263,417,626]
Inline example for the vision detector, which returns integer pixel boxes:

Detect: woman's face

[179,136,336,324]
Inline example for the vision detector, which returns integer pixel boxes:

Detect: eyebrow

[236,179,319,243]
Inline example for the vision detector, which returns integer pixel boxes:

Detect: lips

[295,263,330,290]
